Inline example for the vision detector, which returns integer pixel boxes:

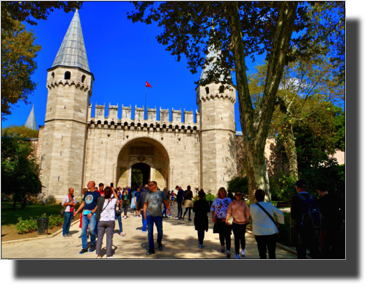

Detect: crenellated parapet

[87,103,200,132]
[46,80,91,93]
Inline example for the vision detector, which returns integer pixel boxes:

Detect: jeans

[177,201,183,218]
[146,215,163,249]
[141,210,147,232]
[62,212,73,235]
[162,204,167,217]
[123,201,129,216]
[116,214,123,233]
[81,213,97,249]
[232,223,246,254]
[198,230,205,245]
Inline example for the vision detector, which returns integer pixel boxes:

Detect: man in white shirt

[62,188,77,237]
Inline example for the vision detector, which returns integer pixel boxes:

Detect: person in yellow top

[226,191,250,259]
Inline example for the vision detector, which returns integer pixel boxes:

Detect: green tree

[249,58,344,180]
[1,20,41,120]
[1,131,42,210]
[127,2,344,203]
[2,124,39,138]
[1,1,82,31]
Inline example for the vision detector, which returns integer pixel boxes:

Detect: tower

[41,10,94,200]
[196,46,237,195]
[24,104,37,130]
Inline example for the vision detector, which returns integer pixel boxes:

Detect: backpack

[297,194,322,229]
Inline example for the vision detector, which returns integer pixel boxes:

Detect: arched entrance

[116,137,170,190]
[131,162,150,188]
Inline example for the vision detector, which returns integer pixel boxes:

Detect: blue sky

[3,2,269,131]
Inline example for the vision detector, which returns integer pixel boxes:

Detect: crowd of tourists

[61,179,343,259]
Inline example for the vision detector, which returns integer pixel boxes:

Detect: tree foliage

[2,124,39,138]
[1,131,42,210]
[1,1,83,120]
[1,20,41,120]
[126,1,344,203]
[1,1,83,31]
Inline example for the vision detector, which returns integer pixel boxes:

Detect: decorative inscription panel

[130,146,153,155]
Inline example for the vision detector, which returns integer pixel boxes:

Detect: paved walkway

[1,210,296,259]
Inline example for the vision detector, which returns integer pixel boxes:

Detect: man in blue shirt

[74,181,101,254]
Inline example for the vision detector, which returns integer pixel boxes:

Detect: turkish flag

[146,81,152,88]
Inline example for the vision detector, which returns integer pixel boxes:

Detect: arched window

[205,87,209,94]
[81,75,86,82]
[219,85,224,93]
[64,71,71,80]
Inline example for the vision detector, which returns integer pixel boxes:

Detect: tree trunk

[283,123,299,180]
[227,2,298,203]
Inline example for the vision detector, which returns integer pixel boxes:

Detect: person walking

[226,190,250,259]
[250,189,284,259]
[61,188,77,237]
[74,181,101,254]
[137,184,149,232]
[193,189,210,248]
[316,183,344,259]
[143,181,171,255]
[291,180,321,259]
[175,186,184,220]
[182,185,194,221]
[115,193,126,237]
[162,187,169,218]
[211,187,232,258]
[95,187,118,258]
[122,188,130,219]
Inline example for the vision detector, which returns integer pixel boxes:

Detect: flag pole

[145,80,147,120]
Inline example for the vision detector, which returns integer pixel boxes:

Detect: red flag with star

[146,81,152,88]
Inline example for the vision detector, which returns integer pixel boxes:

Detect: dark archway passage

[131,162,150,188]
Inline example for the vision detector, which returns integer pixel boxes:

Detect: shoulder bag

[256,202,281,241]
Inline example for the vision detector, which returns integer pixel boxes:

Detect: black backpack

[298,194,322,229]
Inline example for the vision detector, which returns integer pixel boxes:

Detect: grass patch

[1,202,63,226]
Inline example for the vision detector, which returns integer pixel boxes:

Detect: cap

[295,180,307,188]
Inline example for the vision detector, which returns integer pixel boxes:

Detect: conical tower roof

[200,45,230,83]
[24,104,37,131]
[52,10,90,72]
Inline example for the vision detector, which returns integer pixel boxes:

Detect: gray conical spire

[200,45,230,83]
[52,10,90,72]
[24,105,37,131]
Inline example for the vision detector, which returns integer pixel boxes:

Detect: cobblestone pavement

[1,210,296,259]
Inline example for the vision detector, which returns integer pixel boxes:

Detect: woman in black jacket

[193,189,210,248]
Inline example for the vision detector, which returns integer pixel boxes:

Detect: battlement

[88,103,199,130]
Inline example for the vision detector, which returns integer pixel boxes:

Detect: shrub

[227,176,248,194]
[15,214,64,234]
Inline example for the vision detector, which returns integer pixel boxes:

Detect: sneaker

[241,249,246,257]
[226,251,231,259]
[106,256,114,258]
[199,244,204,249]
[220,246,225,253]
[63,234,68,237]
[158,243,163,251]
[142,230,147,233]
[120,232,126,236]
[67,234,72,237]
[79,248,88,254]
[89,245,95,252]
[188,219,192,221]
[235,254,240,259]
[96,255,102,259]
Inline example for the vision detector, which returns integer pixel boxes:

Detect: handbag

[256,202,281,241]
[226,214,233,225]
